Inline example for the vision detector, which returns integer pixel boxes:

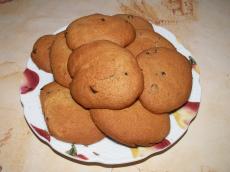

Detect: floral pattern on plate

[20,24,201,165]
[20,68,39,94]
[66,144,89,160]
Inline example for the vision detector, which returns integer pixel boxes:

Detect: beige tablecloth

[0,0,230,171]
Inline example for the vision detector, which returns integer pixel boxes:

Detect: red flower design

[154,139,171,149]
[66,144,89,160]
[184,101,200,112]
[31,124,50,142]
[20,68,39,94]
[76,154,89,160]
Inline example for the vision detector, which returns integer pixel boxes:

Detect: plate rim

[20,23,201,165]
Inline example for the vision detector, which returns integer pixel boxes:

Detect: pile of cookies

[31,14,192,147]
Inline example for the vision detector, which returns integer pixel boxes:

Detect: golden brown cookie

[50,32,72,88]
[68,39,143,77]
[126,29,175,57]
[137,47,192,113]
[66,13,136,50]
[114,14,153,31]
[31,35,55,73]
[40,82,104,145]
[90,101,170,147]
[40,82,61,113]
[69,40,144,110]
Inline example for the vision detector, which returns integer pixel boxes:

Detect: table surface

[0,0,230,171]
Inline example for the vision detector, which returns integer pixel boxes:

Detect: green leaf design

[66,144,77,156]
[188,56,196,65]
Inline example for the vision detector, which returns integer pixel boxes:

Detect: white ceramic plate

[20,24,201,165]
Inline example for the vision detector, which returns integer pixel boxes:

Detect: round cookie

[66,13,136,50]
[137,47,192,113]
[126,29,175,57]
[31,35,55,73]
[50,32,72,88]
[114,14,153,31]
[69,40,144,110]
[90,101,170,147]
[40,82,104,145]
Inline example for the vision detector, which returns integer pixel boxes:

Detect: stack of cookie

[31,14,192,147]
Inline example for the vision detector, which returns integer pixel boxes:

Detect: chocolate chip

[45,117,49,121]
[161,71,166,76]
[46,91,51,95]
[151,84,158,88]
[151,83,159,91]
[89,86,98,94]
[124,72,128,75]
[101,18,105,21]
[146,51,150,55]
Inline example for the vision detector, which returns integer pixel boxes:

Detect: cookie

[69,40,144,110]
[66,13,136,50]
[90,101,170,147]
[68,39,142,77]
[31,35,55,73]
[114,14,153,31]
[40,82,61,112]
[40,82,104,145]
[137,47,192,113]
[50,32,72,88]
[126,29,175,57]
